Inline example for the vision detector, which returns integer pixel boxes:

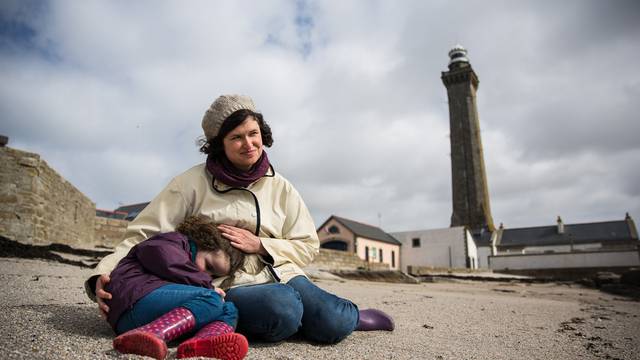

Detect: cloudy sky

[2,1,639,233]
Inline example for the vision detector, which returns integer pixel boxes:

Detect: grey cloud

[1,0,638,233]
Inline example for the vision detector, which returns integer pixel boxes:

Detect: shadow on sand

[26,303,114,339]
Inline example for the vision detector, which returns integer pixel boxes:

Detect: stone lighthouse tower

[441,45,495,233]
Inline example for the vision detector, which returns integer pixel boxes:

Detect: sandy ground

[0,257,639,360]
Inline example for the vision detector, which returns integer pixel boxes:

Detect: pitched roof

[114,202,150,221]
[325,215,402,245]
[499,219,638,247]
[96,209,128,220]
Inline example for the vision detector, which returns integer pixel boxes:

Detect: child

[105,215,248,360]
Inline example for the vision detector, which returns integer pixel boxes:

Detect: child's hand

[214,287,226,300]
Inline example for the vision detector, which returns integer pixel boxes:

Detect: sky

[1,0,639,233]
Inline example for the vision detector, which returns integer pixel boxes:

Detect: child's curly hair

[176,215,246,289]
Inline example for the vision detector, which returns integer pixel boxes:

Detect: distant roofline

[319,214,402,245]
[388,218,632,234]
[501,219,629,232]
[319,214,382,232]
[498,216,637,247]
[116,201,151,208]
[96,209,128,215]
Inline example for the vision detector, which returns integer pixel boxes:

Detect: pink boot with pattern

[177,321,248,360]
[113,307,195,360]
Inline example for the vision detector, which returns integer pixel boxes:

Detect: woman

[86,94,393,344]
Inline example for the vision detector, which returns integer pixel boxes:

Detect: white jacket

[85,163,319,300]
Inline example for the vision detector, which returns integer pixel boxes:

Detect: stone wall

[0,146,96,247]
[311,248,390,271]
[94,216,128,248]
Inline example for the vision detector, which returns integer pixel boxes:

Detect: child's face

[195,249,230,277]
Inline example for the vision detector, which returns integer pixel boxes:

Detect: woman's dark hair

[199,109,273,157]
[176,215,246,289]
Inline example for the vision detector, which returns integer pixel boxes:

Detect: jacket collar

[212,165,275,192]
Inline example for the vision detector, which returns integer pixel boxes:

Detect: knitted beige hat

[201,94,257,139]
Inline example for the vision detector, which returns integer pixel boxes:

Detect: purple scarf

[207,151,271,188]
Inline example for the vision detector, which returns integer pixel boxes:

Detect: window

[412,238,421,247]
[328,225,340,234]
[379,249,383,263]
[371,247,377,260]
[365,246,369,261]
[391,251,395,268]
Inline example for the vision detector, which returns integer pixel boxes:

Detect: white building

[489,214,640,273]
[392,226,487,273]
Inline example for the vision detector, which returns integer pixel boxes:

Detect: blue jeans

[116,284,238,335]
[225,275,359,344]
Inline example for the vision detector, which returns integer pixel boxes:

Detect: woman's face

[222,117,263,171]
[195,249,230,277]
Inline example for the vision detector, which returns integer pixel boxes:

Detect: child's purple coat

[104,232,213,330]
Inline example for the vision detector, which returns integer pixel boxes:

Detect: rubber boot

[356,308,395,331]
[177,321,248,360]
[113,307,196,360]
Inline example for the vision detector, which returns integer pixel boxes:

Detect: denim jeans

[116,284,238,335]
[225,275,359,344]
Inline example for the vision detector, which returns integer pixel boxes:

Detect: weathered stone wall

[94,216,128,248]
[311,248,390,271]
[0,146,95,247]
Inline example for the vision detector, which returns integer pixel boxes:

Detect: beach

[1,257,638,360]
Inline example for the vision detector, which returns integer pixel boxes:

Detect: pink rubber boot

[177,321,248,360]
[113,307,196,360]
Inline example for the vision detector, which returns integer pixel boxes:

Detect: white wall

[393,227,470,272]
[355,237,400,270]
[499,243,603,254]
[465,231,478,269]
[477,246,492,269]
[489,250,640,270]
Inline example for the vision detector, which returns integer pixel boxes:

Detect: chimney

[626,212,638,240]
[557,216,564,234]
[0,135,8,147]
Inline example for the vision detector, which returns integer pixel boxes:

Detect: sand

[1,257,638,360]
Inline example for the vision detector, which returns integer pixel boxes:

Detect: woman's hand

[218,224,267,255]
[95,274,112,319]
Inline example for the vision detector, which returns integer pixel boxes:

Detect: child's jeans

[115,284,237,335]
[225,275,359,344]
